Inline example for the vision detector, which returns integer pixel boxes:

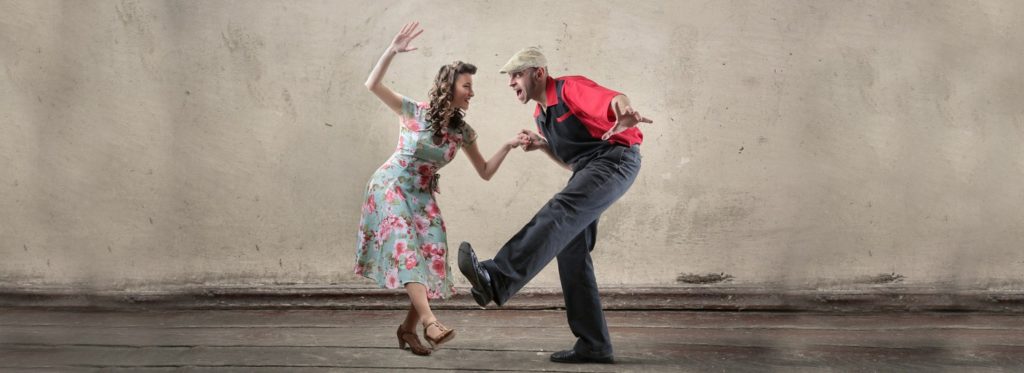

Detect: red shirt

[534,76,643,146]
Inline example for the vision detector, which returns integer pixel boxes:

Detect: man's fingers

[601,127,617,141]
[519,129,541,143]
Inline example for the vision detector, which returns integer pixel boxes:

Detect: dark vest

[535,79,610,166]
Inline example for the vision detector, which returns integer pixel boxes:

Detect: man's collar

[535,76,558,114]
[544,76,557,107]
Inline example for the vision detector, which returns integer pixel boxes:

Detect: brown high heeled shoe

[423,320,455,349]
[396,324,431,356]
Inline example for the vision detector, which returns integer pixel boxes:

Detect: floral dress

[354,96,476,299]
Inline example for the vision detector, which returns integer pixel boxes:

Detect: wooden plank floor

[1,309,1022,372]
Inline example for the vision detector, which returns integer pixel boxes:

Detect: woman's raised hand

[391,22,424,53]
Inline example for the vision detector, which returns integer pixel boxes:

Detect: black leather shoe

[549,350,615,364]
[457,242,493,307]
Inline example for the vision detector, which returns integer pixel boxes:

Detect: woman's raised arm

[364,22,423,115]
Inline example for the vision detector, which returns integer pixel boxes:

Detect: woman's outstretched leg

[405,282,455,348]
[402,302,419,333]
[395,292,431,355]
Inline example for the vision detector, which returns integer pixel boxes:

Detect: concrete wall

[2,0,1023,291]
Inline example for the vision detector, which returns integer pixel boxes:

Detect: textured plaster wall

[2,0,1023,290]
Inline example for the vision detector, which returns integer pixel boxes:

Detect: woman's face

[452,73,474,111]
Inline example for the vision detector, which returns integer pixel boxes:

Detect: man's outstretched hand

[601,100,653,141]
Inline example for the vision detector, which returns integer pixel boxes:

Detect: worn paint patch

[677,272,734,284]
[860,272,905,284]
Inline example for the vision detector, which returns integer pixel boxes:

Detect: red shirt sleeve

[560,76,644,146]
[561,76,620,130]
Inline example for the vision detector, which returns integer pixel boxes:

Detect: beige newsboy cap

[499,47,548,74]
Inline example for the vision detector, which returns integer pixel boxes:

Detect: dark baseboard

[1,285,1022,312]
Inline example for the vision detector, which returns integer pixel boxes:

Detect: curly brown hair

[426,61,477,134]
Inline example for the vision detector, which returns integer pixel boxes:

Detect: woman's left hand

[390,22,424,53]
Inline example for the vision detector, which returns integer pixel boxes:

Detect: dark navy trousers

[481,144,641,358]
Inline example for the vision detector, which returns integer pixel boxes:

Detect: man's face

[508,67,542,104]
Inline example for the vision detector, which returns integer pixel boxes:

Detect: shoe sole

[550,355,615,364]
[550,358,615,364]
[458,243,492,307]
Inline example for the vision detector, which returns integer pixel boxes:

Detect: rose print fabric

[354,96,476,299]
